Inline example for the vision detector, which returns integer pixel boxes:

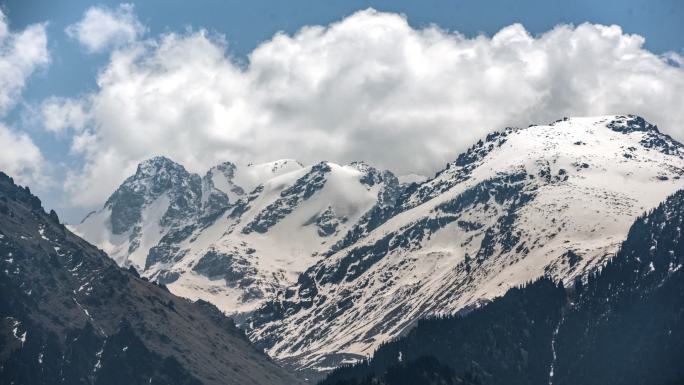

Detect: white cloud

[0,9,49,185]
[66,3,145,53]
[662,51,684,67]
[0,9,49,115]
[41,96,88,133]
[0,123,45,185]
[53,9,684,207]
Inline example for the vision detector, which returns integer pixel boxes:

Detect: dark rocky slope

[553,189,684,385]
[0,172,300,385]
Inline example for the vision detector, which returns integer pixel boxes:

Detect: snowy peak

[404,115,682,211]
[73,156,213,270]
[348,161,386,186]
[203,159,304,204]
[104,156,202,234]
[132,155,188,179]
[549,115,682,156]
[74,156,403,314]
[607,115,683,156]
[255,159,305,177]
[117,156,198,202]
[604,114,658,133]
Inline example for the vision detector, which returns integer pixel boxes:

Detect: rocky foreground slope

[0,172,300,385]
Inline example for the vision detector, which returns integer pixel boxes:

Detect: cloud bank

[66,3,145,53]
[0,10,49,185]
[46,9,684,207]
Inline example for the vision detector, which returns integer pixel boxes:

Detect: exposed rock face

[242,162,333,235]
[192,249,257,286]
[304,206,346,237]
[106,156,206,235]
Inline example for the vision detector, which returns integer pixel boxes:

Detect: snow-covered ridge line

[246,115,684,372]
[71,157,406,315]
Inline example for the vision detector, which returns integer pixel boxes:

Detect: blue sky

[1,0,683,222]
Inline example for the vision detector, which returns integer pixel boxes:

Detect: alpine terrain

[321,188,684,385]
[0,172,301,385]
[73,158,403,314]
[73,115,684,374]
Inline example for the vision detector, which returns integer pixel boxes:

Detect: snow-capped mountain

[72,158,403,314]
[246,115,684,372]
[74,114,684,375]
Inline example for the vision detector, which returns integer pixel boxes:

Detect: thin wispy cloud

[41,96,88,133]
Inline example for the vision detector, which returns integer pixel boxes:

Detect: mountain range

[70,114,684,374]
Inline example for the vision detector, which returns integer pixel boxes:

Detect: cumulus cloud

[66,3,145,53]
[0,9,49,185]
[52,9,684,207]
[0,9,49,115]
[41,96,88,133]
[0,123,46,185]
